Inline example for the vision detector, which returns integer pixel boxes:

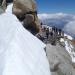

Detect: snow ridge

[0,4,51,75]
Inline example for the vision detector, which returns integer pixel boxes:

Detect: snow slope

[65,39,75,63]
[60,34,75,63]
[0,4,51,75]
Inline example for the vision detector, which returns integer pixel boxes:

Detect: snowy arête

[0,4,51,75]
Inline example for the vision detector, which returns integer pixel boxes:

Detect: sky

[36,0,75,14]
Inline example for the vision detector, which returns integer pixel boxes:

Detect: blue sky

[36,0,75,14]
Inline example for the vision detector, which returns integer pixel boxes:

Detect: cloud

[38,13,73,20]
[38,13,75,38]
[63,21,75,38]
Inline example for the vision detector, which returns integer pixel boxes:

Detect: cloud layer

[38,13,75,38]
[63,21,75,38]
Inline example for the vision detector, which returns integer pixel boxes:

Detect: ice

[64,34,73,40]
[60,38,65,42]
[0,4,51,75]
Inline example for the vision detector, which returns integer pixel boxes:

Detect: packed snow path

[0,4,51,75]
[46,43,75,75]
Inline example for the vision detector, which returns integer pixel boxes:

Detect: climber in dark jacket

[46,28,49,39]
